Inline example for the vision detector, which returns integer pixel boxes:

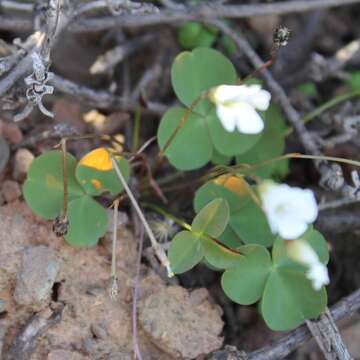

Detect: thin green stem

[244,153,360,172]
[159,92,207,156]
[142,202,192,231]
[303,90,360,125]
[285,90,360,136]
[143,205,241,256]
[239,58,274,84]
[61,139,68,215]
[111,199,119,279]
[208,152,360,180]
[110,199,119,300]
[290,153,360,167]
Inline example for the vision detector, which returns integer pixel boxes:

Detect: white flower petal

[287,239,320,266]
[211,84,270,135]
[212,85,243,103]
[286,239,330,290]
[234,103,264,134]
[276,217,308,240]
[231,85,269,108]
[260,182,318,240]
[211,84,271,105]
[216,104,237,132]
[306,263,329,290]
[250,89,271,111]
[299,190,318,223]
[233,84,262,99]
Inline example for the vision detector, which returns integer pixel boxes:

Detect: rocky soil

[0,200,224,359]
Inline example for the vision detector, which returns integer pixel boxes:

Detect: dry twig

[211,288,360,360]
[1,0,360,33]
[5,305,65,360]
[90,33,155,75]
[306,308,352,360]
[73,0,360,32]
[111,157,173,277]
[50,73,167,115]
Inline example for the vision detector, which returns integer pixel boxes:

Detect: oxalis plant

[23,145,130,247]
[23,42,333,331]
[156,45,331,331]
[23,141,173,284]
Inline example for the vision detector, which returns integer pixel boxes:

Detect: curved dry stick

[5,305,65,360]
[110,156,173,277]
[211,288,360,360]
[73,0,360,32]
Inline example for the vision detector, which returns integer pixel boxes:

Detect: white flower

[259,181,318,240]
[287,239,330,290]
[209,84,271,134]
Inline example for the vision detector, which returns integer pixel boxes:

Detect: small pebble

[14,245,60,307]
[91,323,108,340]
[0,299,7,313]
[0,136,9,174]
[0,120,4,135]
[106,209,128,233]
[48,350,86,360]
[3,123,23,145]
[1,180,21,203]
[13,148,34,180]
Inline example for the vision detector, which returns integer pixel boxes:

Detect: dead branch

[0,44,35,97]
[51,73,167,115]
[0,0,34,12]
[306,308,352,360]
[90,33,155,75]
[309,39,360,82]
[0,16,33,32]
[319,198,360,211]
[0,0,70,99]
[4,305,65,360]
[72,0,360,32]
[211,288,360,360]
[1,0,360,33]
[317,209,360,234]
